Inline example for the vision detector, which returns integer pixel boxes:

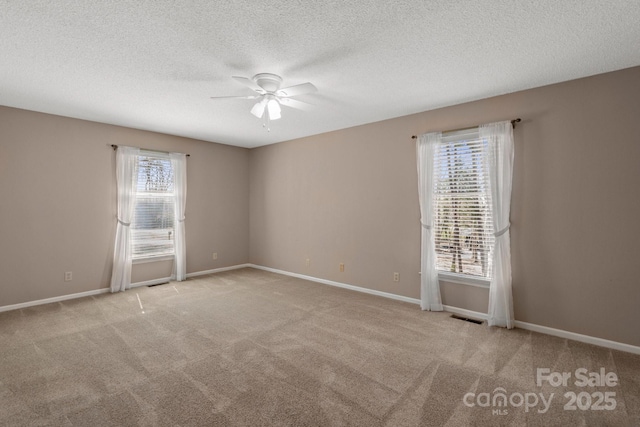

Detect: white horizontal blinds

[433,129,494,278]
[131,152,175,259]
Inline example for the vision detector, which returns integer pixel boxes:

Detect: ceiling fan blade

[278,97,313,111]
[232,76,265,93]
[210,95,260,100]
[276,82,317,98]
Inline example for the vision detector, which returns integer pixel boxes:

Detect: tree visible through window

[131,154,175,259]
[433,131,494,279]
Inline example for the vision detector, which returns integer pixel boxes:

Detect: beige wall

[249,66,640,347]
[0,107,250,306]
[2,66,639,347]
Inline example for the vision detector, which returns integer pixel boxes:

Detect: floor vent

[148,282,170,287]
[450,314,484,325]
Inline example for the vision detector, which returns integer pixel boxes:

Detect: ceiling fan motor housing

[253,73,283,93]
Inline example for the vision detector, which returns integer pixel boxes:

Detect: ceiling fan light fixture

[267,99,281,120]
[250,98,267,118]
[211,73,316,127]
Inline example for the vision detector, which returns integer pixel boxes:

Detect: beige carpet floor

[0,268,638,426]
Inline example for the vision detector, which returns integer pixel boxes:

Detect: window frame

[432,128,493,288]
[130,151,176,262]
[438,271,490,288]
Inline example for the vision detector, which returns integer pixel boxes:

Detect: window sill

[438,271,490,288]
[132,255,175,265]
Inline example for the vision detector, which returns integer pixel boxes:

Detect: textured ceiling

[1,1,640,148]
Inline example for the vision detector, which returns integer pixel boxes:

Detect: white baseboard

[186,263,252,278]
[514,320,640,355]
[0,288,110,313]
[130,277,173,288]
[132,263,251,285]
[3,263,638,355]
[443,305,488,321]
[0,263,251,313]
[248,264,422,305]
[247,264,640,355]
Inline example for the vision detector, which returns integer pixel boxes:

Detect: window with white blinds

[131,153,175,259]
[433,129,494,279]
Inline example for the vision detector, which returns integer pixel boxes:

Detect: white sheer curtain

[110,146,139,293]
[170,153,187,281]
[417,132,443,311]
[481,121,515,328]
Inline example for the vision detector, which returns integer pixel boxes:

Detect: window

[432,129,494,281]
[131,152,175,259]
[417,120,514,319]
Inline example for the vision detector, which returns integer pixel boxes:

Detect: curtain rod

[411,118,521,139]
[110,144,190,157]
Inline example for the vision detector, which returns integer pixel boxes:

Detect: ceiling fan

[210,73,317,130]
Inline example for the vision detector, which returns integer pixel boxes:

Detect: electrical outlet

[393,272,400,282]
[64,271,72,282]
[339,263,345,272]
[306,258,310,267]
[213,252,218,260]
